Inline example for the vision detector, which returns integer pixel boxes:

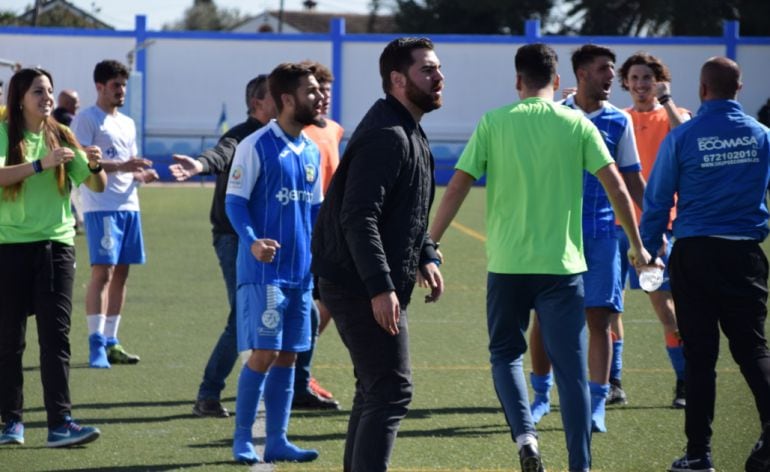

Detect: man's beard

[294,100,320,126]
[405,75,442,113]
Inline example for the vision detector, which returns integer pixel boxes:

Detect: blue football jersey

[564,96,641,238]
[225,120,322,288]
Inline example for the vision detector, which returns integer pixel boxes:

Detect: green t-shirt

[456,97,613,275]
[0,123,90,245]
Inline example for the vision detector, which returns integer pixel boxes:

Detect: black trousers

[670,237,770,455]
[0,241,76,429]
[319,278,413,472]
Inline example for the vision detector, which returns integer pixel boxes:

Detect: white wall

[1,28,768,155]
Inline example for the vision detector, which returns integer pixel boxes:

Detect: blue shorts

[84,211,146,265]
[583,236,623,312]
[616,226,672,291]
[236,284,312,352]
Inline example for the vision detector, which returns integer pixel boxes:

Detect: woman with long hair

[0,68,106,448]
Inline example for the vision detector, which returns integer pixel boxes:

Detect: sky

[4,0,384,30]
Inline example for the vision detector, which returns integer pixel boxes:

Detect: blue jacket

[641,99,770,255]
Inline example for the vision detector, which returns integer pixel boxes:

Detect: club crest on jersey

[304,164,316,183]
[229,165,244,188]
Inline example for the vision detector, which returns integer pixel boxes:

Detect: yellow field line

[450,220,486,242]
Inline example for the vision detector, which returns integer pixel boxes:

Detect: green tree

[563,0,767,36]
[164,0,244,31]
[393,0,555,35]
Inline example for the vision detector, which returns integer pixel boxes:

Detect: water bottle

[638,266,664,292]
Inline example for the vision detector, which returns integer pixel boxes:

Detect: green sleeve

[66,146,91,186]
[455,114,488,180]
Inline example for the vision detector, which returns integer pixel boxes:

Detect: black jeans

[319,278,413,472]
[0,241,76,429]
[670,237,770,455]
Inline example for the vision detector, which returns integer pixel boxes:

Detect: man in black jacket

[169,75,276,418]
[311,37,445,472]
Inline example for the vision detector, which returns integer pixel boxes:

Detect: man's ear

[390,70,406,90]
[553,73,560,91]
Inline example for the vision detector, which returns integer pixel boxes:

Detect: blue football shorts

[236,283,312,352]
[84,210,146,265]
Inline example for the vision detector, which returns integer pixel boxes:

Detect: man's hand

[250,239,280,263]
[655,81,671,99]
[627,245,653,269]
[418,262,444,303]
[371,291,400,335]
[119,157,153,173]
[133,168,159,184]
[169,154,204,181]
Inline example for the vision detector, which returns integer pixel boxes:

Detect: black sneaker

[668,451,715,471]
[518,443,545,472]
[672,379,686,409]
[193,399,229,418]
[746,425,770,472]
[606,379,628,405]
[292,390,340,410]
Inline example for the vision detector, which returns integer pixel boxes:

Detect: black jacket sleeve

[339,128,407,298]
[196,136,238,175]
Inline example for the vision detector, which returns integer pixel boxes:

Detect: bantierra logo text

[699,135,760,168]
[275,187,313,205]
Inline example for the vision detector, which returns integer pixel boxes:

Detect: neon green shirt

[0,123,90,245]
[456,97,613,275]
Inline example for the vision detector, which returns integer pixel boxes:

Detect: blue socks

[667,346,686,381]
[233,365,266,464]
[263,366,318,463]
[530,372,553,424]
[88,333,110,369]
[610,339,624,382]
[589,381,610,433]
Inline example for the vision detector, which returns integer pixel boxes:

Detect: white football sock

[104,314,121,340]
[87,314,106,335]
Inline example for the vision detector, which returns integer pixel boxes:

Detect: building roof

[17,0,114,29]
[232,10,396,34]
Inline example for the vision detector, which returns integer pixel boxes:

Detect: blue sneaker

[264,438,319,463]
[47,418,100,448]
[668,452,715,472]
[0,421,24,445]
[89,333,110,369]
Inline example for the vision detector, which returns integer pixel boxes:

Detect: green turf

[2,186,762,471]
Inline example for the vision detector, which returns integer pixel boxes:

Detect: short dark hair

[268,63,313,113]
[245,74,268,114]
[379,37,434,94]
[571,44,616,75]
[619,52,672,91]
[515,43,558,90]
[299,60,333,84]
[94,59,129,84]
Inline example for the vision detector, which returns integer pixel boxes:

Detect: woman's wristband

[32,160,43,174]
[88,164,103,174]
[658,94,672,105]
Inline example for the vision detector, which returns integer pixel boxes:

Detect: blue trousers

[487,272,591,472]
[197,233,239,401]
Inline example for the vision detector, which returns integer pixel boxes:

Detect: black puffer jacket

[311,94,439,307]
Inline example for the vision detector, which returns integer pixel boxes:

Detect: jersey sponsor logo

[304,164,317,183]
[697,135,759,151]
[105,147,118,158]
[275,187,313,205]
[229,165,244,189]
[261,309,280,330]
